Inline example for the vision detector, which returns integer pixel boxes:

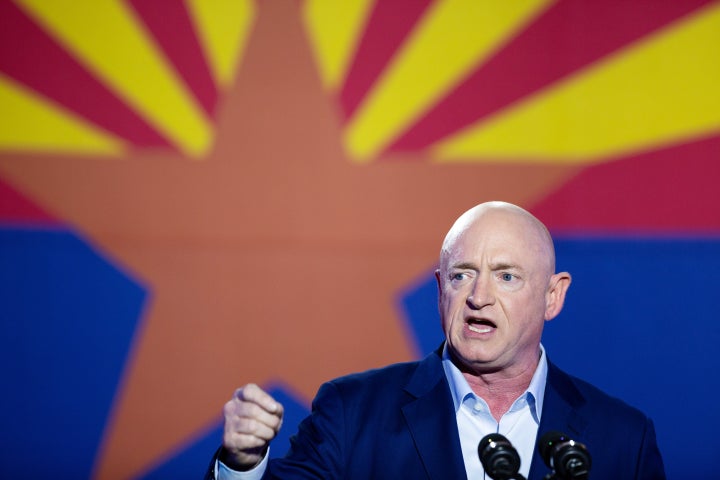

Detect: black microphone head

[538,430,592,480]
[538,430,571,465]
[478,433,521,480]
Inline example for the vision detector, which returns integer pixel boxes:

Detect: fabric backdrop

[1,1,718,478]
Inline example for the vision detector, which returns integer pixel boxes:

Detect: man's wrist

[218,447,267,472]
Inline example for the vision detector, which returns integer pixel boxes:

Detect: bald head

[436,201,571,378]
[440,201,556,276]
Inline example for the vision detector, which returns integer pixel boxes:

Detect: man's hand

[220,383,284,471]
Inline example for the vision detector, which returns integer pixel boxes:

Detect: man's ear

[544,272,571,321]
[435,269,442,302]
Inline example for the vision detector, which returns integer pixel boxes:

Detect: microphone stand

[482,466,527,480]
[484,470,527,480]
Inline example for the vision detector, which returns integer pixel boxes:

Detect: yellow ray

[16,0,212,158]
[435,2,720,164]
[186,0,256,89]
[302,0,376,91]
[343,0,552,162]
[0,74,122,155]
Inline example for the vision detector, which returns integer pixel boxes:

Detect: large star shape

[0,1,578,478]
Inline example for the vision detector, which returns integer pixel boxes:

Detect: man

[206,201,665,479]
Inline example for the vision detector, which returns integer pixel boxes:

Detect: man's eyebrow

[489,261,521,271]
[449,261,477,270]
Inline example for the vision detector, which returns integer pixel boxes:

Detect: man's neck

[463,368,535,421]
[455,352,541,422]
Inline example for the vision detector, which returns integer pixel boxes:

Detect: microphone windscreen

[538,430,570,466]
[478,433,521,480]
[538,430,591,480]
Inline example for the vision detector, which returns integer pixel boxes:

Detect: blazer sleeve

[204,447,220,480]
[636,417,666,480]
[263,381,346,479]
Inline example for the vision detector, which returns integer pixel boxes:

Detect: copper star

[0,1,579,478]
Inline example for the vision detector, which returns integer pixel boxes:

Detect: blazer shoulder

[326,358,423,395]
[548,361,652,425]
[321,349,445,405]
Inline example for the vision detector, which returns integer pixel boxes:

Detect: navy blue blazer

[207,348,665,479]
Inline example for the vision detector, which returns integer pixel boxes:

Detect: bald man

[206,202,665,480]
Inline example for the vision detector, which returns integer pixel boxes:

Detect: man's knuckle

[223,400,236,417]
[238,417,257,432]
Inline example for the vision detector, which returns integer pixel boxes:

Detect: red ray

[129,0,218,116]
[0,1,171,148]
[0,178,58,224]
[387,0,713,154]
[531,135,720,232]
[339,0,432,119]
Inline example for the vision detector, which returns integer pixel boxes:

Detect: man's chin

[448,345,503,373]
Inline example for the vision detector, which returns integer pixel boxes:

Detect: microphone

[478,433,524,480]
[538,431,592,480]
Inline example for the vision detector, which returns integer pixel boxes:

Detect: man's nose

[466,274,494,309]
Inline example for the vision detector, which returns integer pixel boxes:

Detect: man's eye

[500,273,515,282]
[451,273,467,281]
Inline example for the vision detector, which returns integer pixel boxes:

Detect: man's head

[435,201,571,376]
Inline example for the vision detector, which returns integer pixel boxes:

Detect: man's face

[436,209,563,375]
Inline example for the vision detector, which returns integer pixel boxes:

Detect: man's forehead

[448,214,543,250]
[448,256,525,271]
[446,239,526,265]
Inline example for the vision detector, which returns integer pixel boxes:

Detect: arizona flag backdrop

[1,0,718,478]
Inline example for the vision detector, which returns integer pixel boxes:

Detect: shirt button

[473,400,483,412]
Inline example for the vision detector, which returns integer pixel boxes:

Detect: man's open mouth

[467,318,496,334]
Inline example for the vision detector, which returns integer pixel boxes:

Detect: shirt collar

[441,343,548,422]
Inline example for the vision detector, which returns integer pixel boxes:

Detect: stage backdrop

[1,1,719,478]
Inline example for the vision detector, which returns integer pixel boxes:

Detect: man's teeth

[469,324,494,334]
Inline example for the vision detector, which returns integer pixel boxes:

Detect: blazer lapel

[401,350,468,480]
[528,361,589,480]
